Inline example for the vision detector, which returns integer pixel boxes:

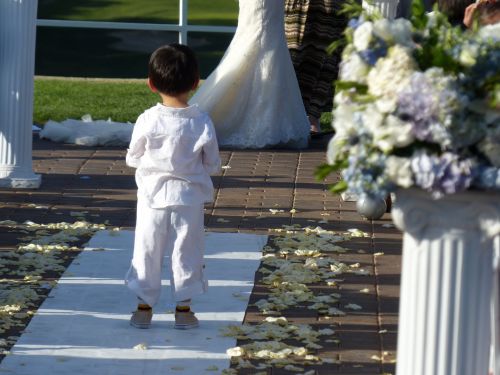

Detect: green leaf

[355,94,378,104]
[332,158,349,171]
[410,0,427,29]
[315,159,349,181]
[315,164,337,181]
[329,180,348,194]
[337,0,364,18]
[335,80,369,94]
[327,39,346,55]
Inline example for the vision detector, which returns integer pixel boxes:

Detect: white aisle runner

[0,230,267,375]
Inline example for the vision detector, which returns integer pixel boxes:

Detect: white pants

[125,198,207,307]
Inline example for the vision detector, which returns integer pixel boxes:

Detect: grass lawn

[38,0,239,26]
[34,78,157,124]
[34,77,333,131]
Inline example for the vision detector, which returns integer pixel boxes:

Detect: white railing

[36,0,236,45]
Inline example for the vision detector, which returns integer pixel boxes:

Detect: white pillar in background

[178,0,188,45]
[0,0,41,189]
[362,0,399,19]
[493,235,500,375]
[392,188,500,375]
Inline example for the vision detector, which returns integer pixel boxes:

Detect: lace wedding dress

[189,0,309,149]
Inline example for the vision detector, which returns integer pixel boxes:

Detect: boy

[125,44,221,330]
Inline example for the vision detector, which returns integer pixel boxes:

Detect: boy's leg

[167,204,206,329]
[125,197,169,309]
[168,204,207,302]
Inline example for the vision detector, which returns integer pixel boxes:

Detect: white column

[0,0,41,189]
[362,0,400,19]
[178,0,188,45]
[493,235,500,375]
[392,188,500,375]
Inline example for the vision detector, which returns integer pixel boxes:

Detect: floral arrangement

[318,0,500,199]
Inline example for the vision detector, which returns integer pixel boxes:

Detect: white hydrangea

[367,45,416,109]
[326,136,347,165]
[373,115,415,152]
[333,90,352,106]
[459,42,480,67]
[362,104,385,134]
[478,23,500,42]
[375,97,398,114]
[328,103,365,165]
[385,156,413,187]
[353,21,374,51]
[332,103,362,135]
[339,53,369,83]
[373,18,414,48]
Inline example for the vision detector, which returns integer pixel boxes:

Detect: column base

[0,173,41,189]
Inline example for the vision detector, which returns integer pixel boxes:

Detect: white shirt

[126,103,221,208]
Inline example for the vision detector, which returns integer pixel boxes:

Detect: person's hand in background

[463,1,479,27]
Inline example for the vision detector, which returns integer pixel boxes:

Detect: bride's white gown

[189,0,309,149]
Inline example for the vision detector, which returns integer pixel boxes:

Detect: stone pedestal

[493,235,500,374]
[392,188,500,375]
[0,0,41,188]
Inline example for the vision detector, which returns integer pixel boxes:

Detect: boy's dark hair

[148,44,199,96]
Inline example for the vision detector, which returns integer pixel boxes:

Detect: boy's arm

[202,120,221,175]
[126,115,147,169]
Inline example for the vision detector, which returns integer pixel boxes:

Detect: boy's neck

[159,92,190,109]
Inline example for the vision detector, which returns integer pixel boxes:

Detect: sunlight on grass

[37,0,238,26]
[34,78,157,124]
[34,77,334,130]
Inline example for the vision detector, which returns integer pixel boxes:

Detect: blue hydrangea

[411,152,474,198]
[396,70,467,148]
[348,17,361,30]
[459,43,500,92]
[358,38,388,66]
[324,10,500,199]
[397,75,440,142]
[472,166,500,190]
[342,141,392,200]
[348,16,366,30]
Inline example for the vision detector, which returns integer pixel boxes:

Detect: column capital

[392,188,500,239]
